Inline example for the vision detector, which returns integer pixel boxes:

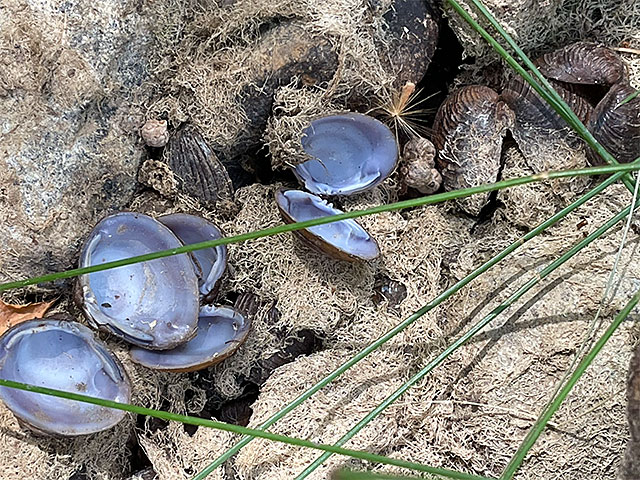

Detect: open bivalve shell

[0,318,131,436]
[293,113,398,196]
[129,306,250,372]
[158,213,228,301]
[78,212,200,350]
[275,189,380,262]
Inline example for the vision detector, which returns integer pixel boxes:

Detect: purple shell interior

[294,113,398,195]
[129,305,250,371]
[158,213,227,298]
[79,212,199,350]
[276,189,379,260]
[0,320,131,436]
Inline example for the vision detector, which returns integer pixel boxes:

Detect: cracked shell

[0,318,131,436]
[275,189,379,262]
[129,306,250,372]
[77,212,200,350]
[293,113,398,196]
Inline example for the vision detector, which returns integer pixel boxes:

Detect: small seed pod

[587,82,640,165]
[433,85,514,216]
[400,136,442,194]
[141,119,169,148]
[165,124,234,208]
[534,42,625,86]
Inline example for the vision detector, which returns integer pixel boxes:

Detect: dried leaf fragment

[0,299,55,335]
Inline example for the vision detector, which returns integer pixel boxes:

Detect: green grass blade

[443,0,635,193]
[617,89,639,108]
[0,378,490,480]
[1,163,638,293]
[501,287,640,479]
[192,169,632,480]
[295,188,640,479]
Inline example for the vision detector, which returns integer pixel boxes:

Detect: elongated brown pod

[165,124,234,208]
[534,42,625,86]
[587,82,640,165]
[433,85,514,216]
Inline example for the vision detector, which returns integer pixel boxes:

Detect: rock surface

[0,0,153,287]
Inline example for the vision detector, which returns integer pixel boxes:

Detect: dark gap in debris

[126,428,154,476]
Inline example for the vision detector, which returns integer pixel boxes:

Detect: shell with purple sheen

[275,189,380,262]
[129,305,250,372]
[0,319,131,436]
[77,212,200,350]
[293,113,398,196]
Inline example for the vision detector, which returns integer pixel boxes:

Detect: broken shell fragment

[78,212,200,350]
[129,306,250,372]
[293,113,398,195]
[587,82,640,165]
[534,42,625,86]
[0,319,131,436]
[433,85,514,216]
[158,213,227,301]
[275,189,380,262]
[141,119,169,148]
[400,136,442,194]
[165,124,234,208]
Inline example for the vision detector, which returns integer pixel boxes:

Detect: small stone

[400,136,442,194]
[141,119,169,148]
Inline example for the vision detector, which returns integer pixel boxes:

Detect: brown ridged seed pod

[165,124,234,208]
[587,82,640,165]
[433,85,514,216]
[533,42,625,86]
[500,75,593,169]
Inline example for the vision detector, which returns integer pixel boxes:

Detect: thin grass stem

[0,378,490,480]
[501,287,640,479]
[295,192,640,479]
[333,470,433,480]
[191,170,631,480]
[1,163,637,294]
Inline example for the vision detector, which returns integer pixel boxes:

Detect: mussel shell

[275,189,380,262]
[158,213,227,301]
[129,306,250,372]
[587,82,640,165]
[533,42,625,86]
[433,85,513,216]
[78,212,200,350]
[294,113,398,196]
[0,319,131,436]
[165,124,234,207]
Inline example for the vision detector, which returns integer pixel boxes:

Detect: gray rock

[0,0,153,288]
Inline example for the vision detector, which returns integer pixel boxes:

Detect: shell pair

[277,113,398,261]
